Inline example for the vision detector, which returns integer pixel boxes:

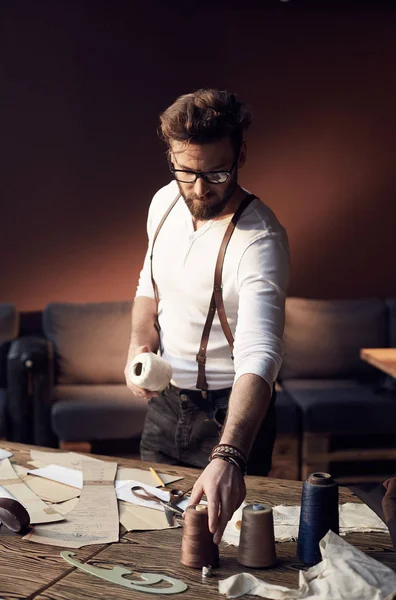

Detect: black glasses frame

[169,157,239,185]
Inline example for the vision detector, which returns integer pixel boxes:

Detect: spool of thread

[128,352,172,391]
[297,472,339,565]
[180,505,219,569]
[237,503,276,568]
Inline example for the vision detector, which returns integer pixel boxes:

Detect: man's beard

[178,177,238,221]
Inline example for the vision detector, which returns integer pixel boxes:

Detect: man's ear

[238,141,247,169]
[167,148,174,166]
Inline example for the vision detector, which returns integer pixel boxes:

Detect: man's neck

[193,186,246,231]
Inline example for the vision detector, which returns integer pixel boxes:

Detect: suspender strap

[196,193,256,390]
[150,194,181,353]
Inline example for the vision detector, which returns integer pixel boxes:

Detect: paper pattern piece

[53,498,79,516]
[53,496,177,532]
[116,467,182,487]
[119,501,179,531]
[28,465,83,489]
[30,450,99,470]
[223,502,388,545]
[24,459,120,548]
[219,531,396,600]
[28,465,190,513]
[0,459,64,525]
[0,448,13,460]
[30,451,182,487]
[14,465,80,503]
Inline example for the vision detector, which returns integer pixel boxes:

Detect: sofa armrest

[7,336,57,446]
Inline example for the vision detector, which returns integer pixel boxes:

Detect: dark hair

[159,88,252,153]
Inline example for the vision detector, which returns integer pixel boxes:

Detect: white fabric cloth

[222,502,388,545]
[219,530,396,599]
[135,181,290,390]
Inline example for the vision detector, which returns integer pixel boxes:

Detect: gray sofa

[0,303,19,438]
[279,298,396,481]
[7,297,396,481]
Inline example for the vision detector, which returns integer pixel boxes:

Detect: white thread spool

[128,352,172,391]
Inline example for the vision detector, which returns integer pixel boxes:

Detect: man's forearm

[128,296,159,360]
[219,373,272,458]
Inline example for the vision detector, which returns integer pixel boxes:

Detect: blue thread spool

[297,472,339,565]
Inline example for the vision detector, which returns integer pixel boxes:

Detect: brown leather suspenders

[150,192,256,390]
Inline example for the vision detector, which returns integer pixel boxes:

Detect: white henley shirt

[136,180,290,390]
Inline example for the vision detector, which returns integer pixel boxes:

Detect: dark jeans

[140,384,277,476]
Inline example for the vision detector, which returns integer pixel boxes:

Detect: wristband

[211,443,247,464]
[210,454,245,475]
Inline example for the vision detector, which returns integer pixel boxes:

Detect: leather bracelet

[211,443,247,464]
[211,453,246,475]
[210,454,245,475]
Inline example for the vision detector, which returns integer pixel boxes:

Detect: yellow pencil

[150,466,165,487]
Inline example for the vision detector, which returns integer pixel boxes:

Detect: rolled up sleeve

[233,230,290,388]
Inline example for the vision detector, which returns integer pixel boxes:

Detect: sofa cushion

[52,384,148,441]
[0,304,18,342]
[280,298,387,380]
[283,379,396,434]
[43,301,132,384]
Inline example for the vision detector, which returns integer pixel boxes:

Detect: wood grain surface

[0,441,395,600]
[360,348,396,379]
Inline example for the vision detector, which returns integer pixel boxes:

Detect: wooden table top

[360,348,396,379]
[0,441,395,600]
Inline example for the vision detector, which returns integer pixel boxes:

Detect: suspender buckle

[196,353,206,365]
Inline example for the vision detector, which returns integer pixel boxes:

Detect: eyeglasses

[169,157,238,184]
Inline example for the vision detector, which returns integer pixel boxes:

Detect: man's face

[169,138,245,220]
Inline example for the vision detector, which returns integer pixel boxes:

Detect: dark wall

[1,1,395,313]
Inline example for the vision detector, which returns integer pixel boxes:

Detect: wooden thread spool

[180,504,219,569]
[237,503,277,568]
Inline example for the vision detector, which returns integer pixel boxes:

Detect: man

[124,89,289,544]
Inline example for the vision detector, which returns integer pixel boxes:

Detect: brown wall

[1,1,395,313]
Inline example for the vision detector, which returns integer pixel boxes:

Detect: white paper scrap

[0,449,13,461]
[28,465,82,489]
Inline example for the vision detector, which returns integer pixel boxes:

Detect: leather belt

[167,383,231,403]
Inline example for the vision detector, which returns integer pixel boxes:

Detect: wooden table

[0,441,395,600]
[360,348,396,379]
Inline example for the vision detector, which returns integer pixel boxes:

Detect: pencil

[150,467,165,487]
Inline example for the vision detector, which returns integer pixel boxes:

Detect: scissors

[131,486,192,525]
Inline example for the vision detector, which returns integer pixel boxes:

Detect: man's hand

[124,345,159,400]
[187,458,246,544]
